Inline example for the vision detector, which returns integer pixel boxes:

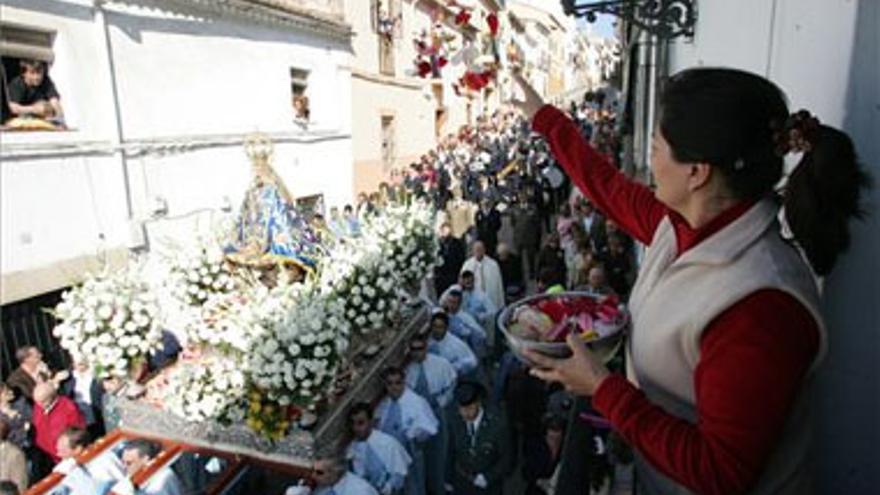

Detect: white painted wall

[667,0,880,492]
[0,0,354,302]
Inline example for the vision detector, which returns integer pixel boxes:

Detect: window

[381,115,396,168]
[373,0,401,76]
[290,67,310,122]
[0,22,66,130]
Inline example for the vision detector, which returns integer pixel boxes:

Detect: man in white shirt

[54,426,124,488]
[427,310,478,377]
[439,286,487,359]
[460,241,505,312]
[404,335,457,495]
[375,367,439,495]
[308,455,378,495]
[346,402,411,495]
[457,272,497,329]
[115,439,183,495]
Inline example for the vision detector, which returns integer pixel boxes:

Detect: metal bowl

[497,291,627,365]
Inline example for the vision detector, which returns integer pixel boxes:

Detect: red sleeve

[592,290,819,495]
[532,105,667,244]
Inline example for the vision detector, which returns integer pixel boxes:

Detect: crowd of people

[1,89,630,495]
[294,91,635,495]
[0,338,185,494]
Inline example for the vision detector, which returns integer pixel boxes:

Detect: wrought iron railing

[0,289,69,381]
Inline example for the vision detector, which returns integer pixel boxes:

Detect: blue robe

[375,389,439,495]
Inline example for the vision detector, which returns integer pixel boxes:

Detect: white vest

[627,199,826,495]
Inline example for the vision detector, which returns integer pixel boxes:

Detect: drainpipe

[95,1,142,248]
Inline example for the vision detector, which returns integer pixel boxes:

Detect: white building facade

[0,0,355,304]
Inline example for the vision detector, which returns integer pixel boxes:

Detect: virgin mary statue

[224,134,323,283]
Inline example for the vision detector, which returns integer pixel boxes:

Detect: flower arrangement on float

[52,268,164,379]
[50,200,438,440]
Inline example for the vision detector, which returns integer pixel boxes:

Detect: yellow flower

[249,402,261,414]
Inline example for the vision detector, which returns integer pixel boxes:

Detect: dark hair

[380,366,404,381]
[20,59,46,72]
[542,413,567,432]
[0,480,20,495]
[347,401,373,422]
[61,426,90,450]
[0,419,9,441]
[660,67,870,275]
[537,267,564,287]
[459,270,474,279]
[430,311,449,325]
[124,438,161,460]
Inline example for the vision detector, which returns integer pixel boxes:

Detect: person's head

[121,439,161,476]
[32,382,56,409]
[559,203,571,217]
[543,233,560,250]
[607,233,625,255]
[312,455,346,487]
[102,376,125,395]
[357,192,368,203]
[408,334,429,363]
[471,241,486,260]
[439,222,452,238]
[588,266,607,290]
[496,243,511,260]
[455,381,484,422]
[441,287,463,313]
[381,366,406,400]
[19,59,47,88]
[543,413,567,443]
[15,346,41,371]
[657,68,869,275]
[536,267,564,293]
[343,204,353,216]
[430,311,449,340]
[0,480,19,495]
[347,402,374,441]
[330,206,340,218]
[0,383,13,406]
[56,426,90,460]
[459,270,475,291]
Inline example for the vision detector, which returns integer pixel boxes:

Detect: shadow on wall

[813,0,880,493]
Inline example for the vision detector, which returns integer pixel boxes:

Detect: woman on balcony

[512,68,869,494]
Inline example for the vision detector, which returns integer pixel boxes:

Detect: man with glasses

[375,367,438,495]
[306,455,377,495]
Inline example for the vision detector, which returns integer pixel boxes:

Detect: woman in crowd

[514,67,869,494]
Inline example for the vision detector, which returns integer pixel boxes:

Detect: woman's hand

[508,70,546,122]
[525,332,611,397]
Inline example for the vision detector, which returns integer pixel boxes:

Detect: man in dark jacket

[474,201,502,258]
[435,222,467,296]
[511,197,542,279]
[495,243,524,303]
[449,381,512,495]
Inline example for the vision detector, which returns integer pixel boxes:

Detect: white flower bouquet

[319,236,399,335]
[248,284,350,409]
[167,244,237,306]
[162,353,248,423]
[365,201,439,289]
[52,269,164,378]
